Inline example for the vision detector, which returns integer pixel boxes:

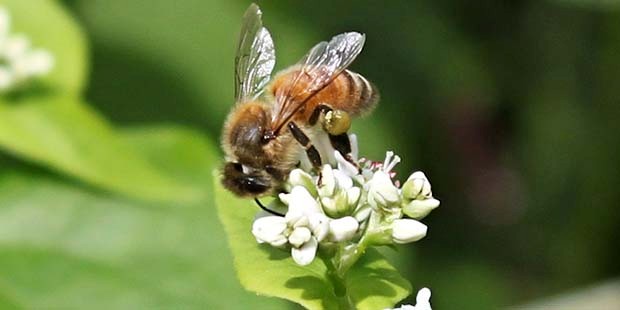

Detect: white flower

[391,219,427,244]
[23,49,54,76]
[253,134,439,268]
[388,287,432,310]
[281,186,321,222]
[328,216,359,242]
[252,216,288,247]
[288,226,311,247]
[288,169,317,196]
[402,171,432,200]
[3,34,29,60]
[0,6,54,94]
[402,198,440,220]
[334,150,359,177]
[291,236,318,266]
[308,212,330,241]
[367,170,400,209]
[271,186,331,266]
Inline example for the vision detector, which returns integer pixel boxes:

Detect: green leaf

[346,249,412,309]
[2,0,89,94]
[0,97,203,203]
[214,175,412,309]
[0,126,283,309]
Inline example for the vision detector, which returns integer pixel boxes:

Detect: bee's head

[221,162,275,197]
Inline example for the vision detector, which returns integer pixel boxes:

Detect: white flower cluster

[252,134,440,266]
[0,7,54,93]
[389,288,432,310]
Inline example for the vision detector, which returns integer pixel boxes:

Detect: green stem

[320,246,356,309]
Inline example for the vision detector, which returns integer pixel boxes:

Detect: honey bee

[221,3,379,198]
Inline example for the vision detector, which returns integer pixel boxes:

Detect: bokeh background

[1,0,619,309]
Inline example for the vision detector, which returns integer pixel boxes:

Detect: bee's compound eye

[241,177,270,195]
[232,163,243,172]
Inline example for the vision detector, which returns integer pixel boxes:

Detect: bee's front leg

[287,122,322,169]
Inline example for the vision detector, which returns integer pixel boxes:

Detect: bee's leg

[309,104,351,136]
[329,133,352,157]
[309,104,355,160]
[287,122,322,169]
[309,104,332,126]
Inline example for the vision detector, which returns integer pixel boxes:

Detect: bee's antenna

[254,198,285,217]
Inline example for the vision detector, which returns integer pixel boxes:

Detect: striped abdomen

[268,68,379,123]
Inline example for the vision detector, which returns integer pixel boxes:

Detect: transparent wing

[234,3,276,101]
[271,32,365,133]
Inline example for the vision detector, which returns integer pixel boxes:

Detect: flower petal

[402,198,440,219]
[391,219,427,244]
[318,165,336,197]
[291,237,318,266]
[329,216,359,242]
[335,151,359,177]
[288,227,312,248]
[368,171,400,208]
[308,213,330,242]
[252,216,288,245]
[287,186,321,215]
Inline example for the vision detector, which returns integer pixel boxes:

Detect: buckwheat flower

[288,169,317,196]
[0,6,54,94]
[401,171,432,200]
[402,198,440,220]
[3,34,29,60]
[278,186,331,265]
[328,216,359,242]
[391,218,427,244]
[291,236,318,266]
[388,288,432,310]
[18,49,54,77]
[367,170,401,209]
[252,216,288,247]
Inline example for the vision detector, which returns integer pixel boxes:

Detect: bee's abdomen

[307,69,378,118]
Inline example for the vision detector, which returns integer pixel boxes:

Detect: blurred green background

[1,0,619,309]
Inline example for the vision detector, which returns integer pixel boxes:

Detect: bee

[221,3,379,198]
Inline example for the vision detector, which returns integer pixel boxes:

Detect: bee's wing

[271,32,365,133]
[234,3,276,101]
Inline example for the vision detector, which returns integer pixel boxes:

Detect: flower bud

[328,216,359,242]
[402,198,440,219]
[402,171,432,200]
[391,219,427,244]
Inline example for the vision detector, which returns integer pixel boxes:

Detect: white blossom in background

[388,288,433,310]
[0,6,54,94]
[251,133,440,266]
